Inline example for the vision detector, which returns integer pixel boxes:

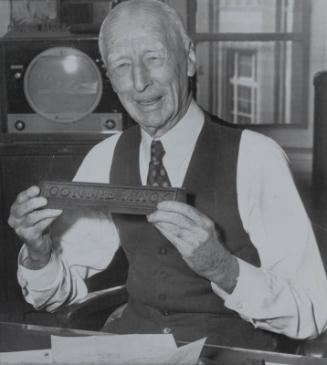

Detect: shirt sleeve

[17,134,122,311]
[212,130,327,339]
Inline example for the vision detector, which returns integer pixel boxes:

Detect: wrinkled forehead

[108,35,167,59]
[108,35,172,66]
[102,10,177,58]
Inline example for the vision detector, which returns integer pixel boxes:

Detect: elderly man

[8,0,327,351]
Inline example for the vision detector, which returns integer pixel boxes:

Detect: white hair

[98,0,190,66]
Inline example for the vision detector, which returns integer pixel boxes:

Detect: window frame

[186,0,311,129]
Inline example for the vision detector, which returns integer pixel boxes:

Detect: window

[186,0,310,126]
[228,49,258,124]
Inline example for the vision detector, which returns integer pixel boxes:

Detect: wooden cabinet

[0,142,94,302]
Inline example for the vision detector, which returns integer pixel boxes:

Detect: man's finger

[24,209,63,227]
[16,186,40,204]
[14,197,48,218]
[154,222,199,255]
[147,209,194,230]
[148,209,210,243]
[20,216,59,244]
[154,222,186,251]
[157,200,209,225]
[35,216,60,234]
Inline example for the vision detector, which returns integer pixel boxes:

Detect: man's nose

[132,61,151,92]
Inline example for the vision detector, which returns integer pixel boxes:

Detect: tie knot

[150,140,165,162]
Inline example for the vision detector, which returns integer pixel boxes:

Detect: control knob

[15,120,26,131]
[104,119,116,130]
[14,72,22,80]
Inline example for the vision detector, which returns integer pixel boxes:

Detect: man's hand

[147,201,239,293]
[8,186,62,269]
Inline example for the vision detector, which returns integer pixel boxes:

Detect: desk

[0,322,327,364]
[0,321,108,352]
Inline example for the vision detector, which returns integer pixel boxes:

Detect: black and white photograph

[0,1,326,364]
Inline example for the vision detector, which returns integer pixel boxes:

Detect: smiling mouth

[136,96,162,106]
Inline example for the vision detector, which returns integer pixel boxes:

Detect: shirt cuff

[17,245,62,291]
[211,258,264,316]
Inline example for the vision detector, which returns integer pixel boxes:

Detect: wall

[265,0,327,180]
[0,0,10,36]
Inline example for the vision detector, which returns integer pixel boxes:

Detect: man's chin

[132,114,164,129]
[135,119,166,137]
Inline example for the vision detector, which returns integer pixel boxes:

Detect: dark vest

[107,113,280,350]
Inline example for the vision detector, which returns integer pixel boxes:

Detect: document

[0,334,205,364]
[0,349,52,364]
[51,334,206,365]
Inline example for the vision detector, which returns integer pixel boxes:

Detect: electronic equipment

[0,33,126,135]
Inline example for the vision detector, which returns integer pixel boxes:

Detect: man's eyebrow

[107,53,128,63]
[108,47,166,63]
[145,47,166,54]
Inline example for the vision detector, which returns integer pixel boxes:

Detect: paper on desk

[0,349,52,364]
[51,334,206,365]
[158,338,206,365]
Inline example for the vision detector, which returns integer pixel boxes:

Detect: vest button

[158,294,166,301]
[163,327,171,334]
[159,247,168,255]
[163,310,170,316]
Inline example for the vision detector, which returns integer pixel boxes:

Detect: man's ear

[186,39,196,77]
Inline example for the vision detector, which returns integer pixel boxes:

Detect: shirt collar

[140,99,205,166]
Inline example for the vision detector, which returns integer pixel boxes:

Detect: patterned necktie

[147,140,171,187]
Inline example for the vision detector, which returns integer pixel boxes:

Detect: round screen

[24,47,103,123]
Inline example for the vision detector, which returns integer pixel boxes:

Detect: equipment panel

[0,34,126,136]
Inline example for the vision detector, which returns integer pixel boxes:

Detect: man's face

[104,12,195,138]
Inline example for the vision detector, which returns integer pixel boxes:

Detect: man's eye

[110,62,131,76]
[116,62,130,70]
[146,56,164,65]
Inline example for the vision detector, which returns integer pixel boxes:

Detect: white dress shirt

[17,100,327,339]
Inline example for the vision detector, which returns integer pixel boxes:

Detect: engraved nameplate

[39,181,187,215]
